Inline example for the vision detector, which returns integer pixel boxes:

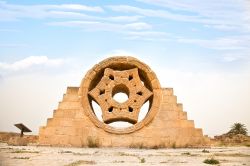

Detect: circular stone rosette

[79,56,162,134]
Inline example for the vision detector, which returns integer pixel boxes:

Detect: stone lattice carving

[88,68,152,124]
[39,56,210,147]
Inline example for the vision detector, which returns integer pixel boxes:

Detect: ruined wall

[39,56,209,148]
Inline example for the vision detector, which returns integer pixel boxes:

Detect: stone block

[40,126,55,136]
[162,88,173,96]
[180,120,194,128]
[62,94,80,102]
[180,111,187,120]
[53,109,64,118]
[69,136,82,147]
[159,103,174,111]
[66,87,79,94]
[62,109,77,118]
[162,95,177,104]
[177,103,183,111]
[54,126,76,136]
[8,137,28,146]
[59,118,74,127]
[58,101,81,109]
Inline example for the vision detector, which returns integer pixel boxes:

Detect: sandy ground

[0,143,249,166]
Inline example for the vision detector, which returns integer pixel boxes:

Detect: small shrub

[172,142,176,149]
[87,136,99,148]
[12,157,30,159]
[64,160,96,166]
[203,158,219,165]
[138,143,144,149]
[245,144,250,147]
[11,150,39,153]
[129,143,146,149]
[152,142,165,149]
[60,150,72,154]
[182,152,191,155]
[113,160,125,163]
[117,152,137,157]
[140,158,145,163]
[72,152,90,156]
[202,149,210,153]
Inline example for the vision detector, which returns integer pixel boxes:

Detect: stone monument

[39,56,209,147]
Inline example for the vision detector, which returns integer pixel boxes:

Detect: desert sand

[0,143,249,166]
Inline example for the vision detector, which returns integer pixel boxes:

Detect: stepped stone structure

[39,56,209,147]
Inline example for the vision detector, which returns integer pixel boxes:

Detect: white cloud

[0,56,63,71]
[48,21,152,32]
[106,15,143,22]
[0,1,103,21]
[108,5,200,23]
[176,35,250,62]
[124,22,151,30]
[48,21,170,41]
[123,31,169,41]
[0,1,143,24]
[0,43,28,47]
[177,36,250,50]
[110,0,250,32]
[49,4,103,12]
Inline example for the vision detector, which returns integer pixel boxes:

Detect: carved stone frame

[79,56,162,134]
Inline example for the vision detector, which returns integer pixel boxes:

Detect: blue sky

[0,0,250,136]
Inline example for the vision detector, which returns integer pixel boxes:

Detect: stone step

[58,101,81,109]
[66,87,79,95]
[62,94,80,102]
[161,95,177,104]
[180,120,194,128]
[53,109,78,118]
[162,88,173,96]
[180,111,187,120]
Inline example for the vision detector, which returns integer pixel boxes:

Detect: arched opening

[138,100,150,122]
[91,100,103,122]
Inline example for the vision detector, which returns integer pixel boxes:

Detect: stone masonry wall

[39,87,209,148]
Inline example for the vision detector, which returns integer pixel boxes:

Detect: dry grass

[129,142,146,149]
[203,158,219,165]
[87,136,99,148]
[140,158,146,163]
[11,149,39,153]
[214,153,250,157]
[116,152,137,157]
[172,142,176,149]
[12,156,30,159]
[64,160,96,166]
[181,152,191,155]
[129,142,166,149]
[60,150,73,154]
[113,160,125,163]
[72,152,91,156]
[202,149,210,153]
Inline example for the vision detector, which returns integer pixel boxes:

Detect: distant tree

[227,123,248,136]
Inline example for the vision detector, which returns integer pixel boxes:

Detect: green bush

[203,158,219,165]
[202,149,210,153]
[182,152,191,155]
[87,136,99,148]
[140,158,145,163]
[171,142,176,149]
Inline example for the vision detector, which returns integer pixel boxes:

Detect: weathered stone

[39,56,209,148]
[8,137,28,146]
